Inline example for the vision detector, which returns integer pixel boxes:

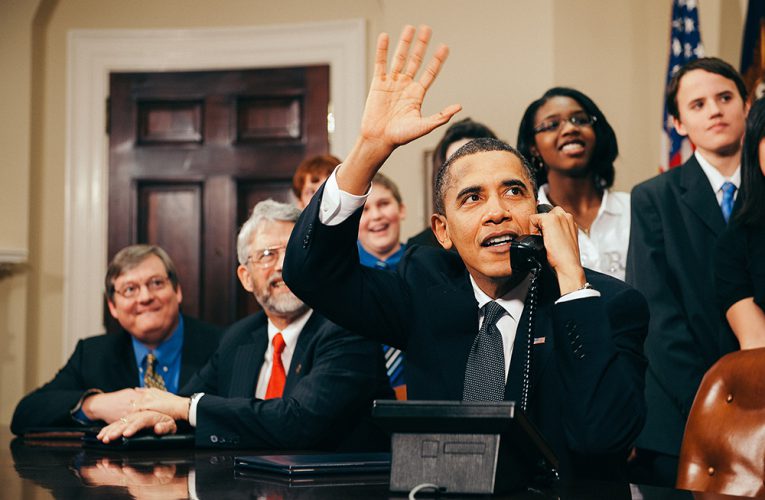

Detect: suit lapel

[178,317,199,386]
[119,331,140,387]
[680,157,726,236]
[229,323,268,397]
[430,273,479,399]
[283,312,321,395]
[504,269,556,403]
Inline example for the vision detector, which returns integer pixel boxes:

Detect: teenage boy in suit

[626,57,749,486]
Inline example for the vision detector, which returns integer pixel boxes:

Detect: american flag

[661,0,705,171]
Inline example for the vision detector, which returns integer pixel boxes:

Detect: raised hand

[339,25,461,195]
[361,25,461,150]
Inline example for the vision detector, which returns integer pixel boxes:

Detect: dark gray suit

[11,315,221,435]
[627,155,739,463]
[182,310,393,450]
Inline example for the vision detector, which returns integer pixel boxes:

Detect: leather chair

[676,347,765,497]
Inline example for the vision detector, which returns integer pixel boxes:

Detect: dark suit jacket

[181,310,393,450]
[11,315,221,435]
[283,185,648,480]
[626,155,739,458]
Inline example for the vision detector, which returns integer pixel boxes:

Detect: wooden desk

[0,427,727,499]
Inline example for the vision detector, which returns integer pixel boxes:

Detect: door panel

[108,66,329,329]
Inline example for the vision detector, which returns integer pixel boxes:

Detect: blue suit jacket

[283,184,648,480]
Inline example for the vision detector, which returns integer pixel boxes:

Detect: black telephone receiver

[508,204,552,414]
[509,204,552,273]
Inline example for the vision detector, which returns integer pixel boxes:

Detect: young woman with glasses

[517,87,629,280]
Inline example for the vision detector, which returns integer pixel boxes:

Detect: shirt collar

[357,241,406,270]
[694,150,741,193]
[131,313,185,368]
[266,308,313,350]
[469,274,531,322]
[538,183,623,217]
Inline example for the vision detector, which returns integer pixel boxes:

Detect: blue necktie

[721,182,736,223]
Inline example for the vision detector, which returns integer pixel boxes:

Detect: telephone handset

[508,203,552,413]
[509,204,552,273]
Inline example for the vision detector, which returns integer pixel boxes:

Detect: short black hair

[516,87,618,189]
[736,96,765,228]
[433,138,536,215]
[666,57,747,120]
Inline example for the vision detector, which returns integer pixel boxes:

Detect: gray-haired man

[98,199,393,450]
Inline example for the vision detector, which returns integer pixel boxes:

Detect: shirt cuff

[318,166,370,226]
[70,388,103,424]
[555,288,601,304]
[188,393,205,428]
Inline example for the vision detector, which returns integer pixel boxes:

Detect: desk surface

[0,427,741,499]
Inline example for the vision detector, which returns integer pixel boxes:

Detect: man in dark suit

[282,25,648,480]
[626,58,748,486]
[11,245,221,434]
[97,200,392,450]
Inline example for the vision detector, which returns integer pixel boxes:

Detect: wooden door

[108,66,329,329]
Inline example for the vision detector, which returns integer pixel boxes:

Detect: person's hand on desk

[97,410,177,443]
[81,388,141,423]
[131,387,190,421]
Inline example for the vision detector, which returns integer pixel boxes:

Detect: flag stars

[673,38,682,56]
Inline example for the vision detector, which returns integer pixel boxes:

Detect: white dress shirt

[694,150,741,205]
[319,168,599,381]
[188,309,312,427]
[537,184,630,281]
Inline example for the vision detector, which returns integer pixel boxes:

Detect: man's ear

[107,299,119,319]
[174,283,183,305]
[672,115,688,137]
[431,213,453,250]
[237,265,255,292]
[398,202,407,221]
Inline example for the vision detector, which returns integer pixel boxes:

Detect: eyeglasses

[114,276,170,299]
[247,245,287,268]
[533,113,597,134]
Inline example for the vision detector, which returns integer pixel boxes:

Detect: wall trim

[64,20,366,360]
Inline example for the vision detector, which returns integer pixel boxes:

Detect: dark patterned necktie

[463,301,506,401]
[143,352,167,391]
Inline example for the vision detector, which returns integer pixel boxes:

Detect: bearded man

[98,199,393,451]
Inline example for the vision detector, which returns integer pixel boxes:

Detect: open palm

[360,25,461,150]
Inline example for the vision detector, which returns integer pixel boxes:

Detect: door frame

[64,20,365,360]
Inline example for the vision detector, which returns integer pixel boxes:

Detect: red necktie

[265,333,286,399]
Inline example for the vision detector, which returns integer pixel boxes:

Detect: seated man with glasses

[96,200,393,451]
[11,245,222,435]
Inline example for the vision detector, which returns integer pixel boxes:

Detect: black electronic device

[373,400,558,494]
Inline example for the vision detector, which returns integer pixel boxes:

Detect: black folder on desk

[82,430,195,450]
[234,452,391,477]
